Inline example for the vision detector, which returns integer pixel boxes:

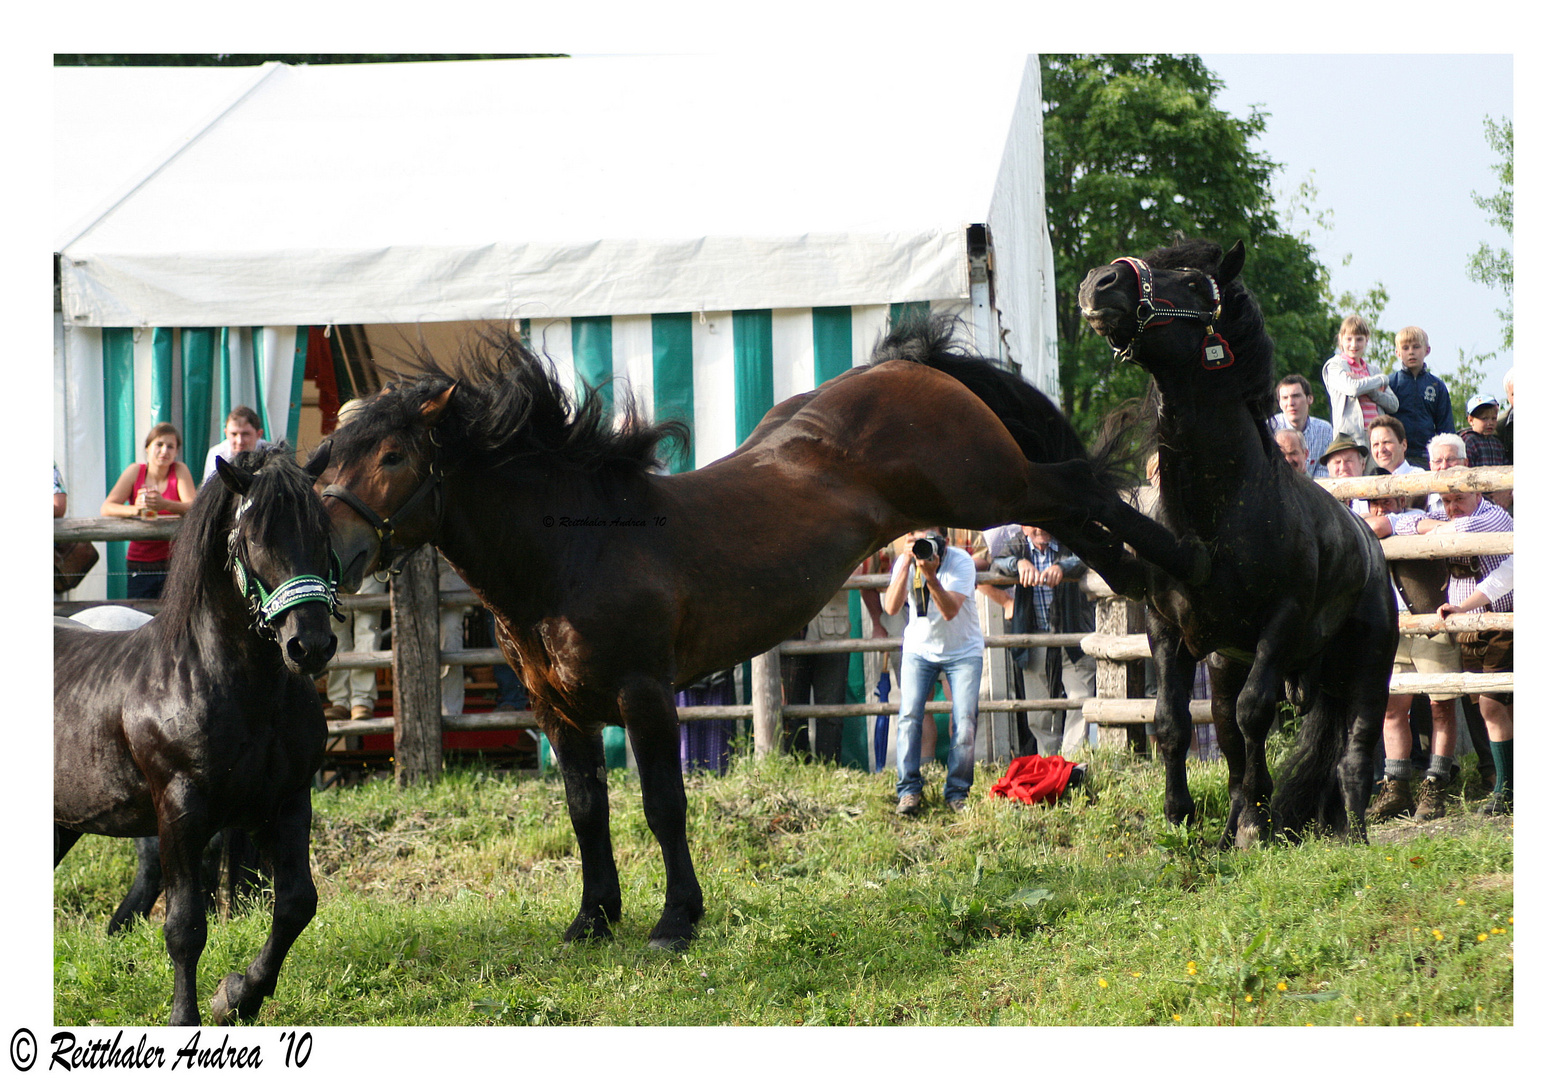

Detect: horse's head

[215,449,340,677]
[1077,239,1248,373]
[316,383,454,592]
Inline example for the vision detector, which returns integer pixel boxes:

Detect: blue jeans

[895,652,983,802]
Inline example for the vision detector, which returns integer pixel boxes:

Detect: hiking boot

[1478,791,1512,816]
[1366,777,1413,823]
[1413,776,1449,822]
[895,793,922,817]
[946,797,967,812]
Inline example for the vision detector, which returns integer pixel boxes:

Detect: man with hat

[1320,434,1371,514]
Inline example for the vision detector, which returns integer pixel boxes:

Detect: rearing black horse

[1078,239,1398,845]
[315,315,1205,950]
[55,447,338,1024]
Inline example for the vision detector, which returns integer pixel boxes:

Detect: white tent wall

[55,55,1057,604]
[985,57,1055,397]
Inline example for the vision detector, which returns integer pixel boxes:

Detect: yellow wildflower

[1433,929,1445,941]
[1098,978,1108,988]
[1245,995,1253,1003]
[1477,933,1489,942]
[1276,981,1288,992]
[1457,898,1466,906]
[1172,1014,1182,1022]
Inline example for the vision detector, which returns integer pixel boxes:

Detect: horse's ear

[214,455,253,496]
[303,438,332,481]
[419,384,455,427]
[1219,240,1246,285]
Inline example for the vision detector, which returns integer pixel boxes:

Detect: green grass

[53,746,1513,1026]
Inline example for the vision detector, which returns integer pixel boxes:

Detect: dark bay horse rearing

[1078,239,1398,845]
[318,314,1205,949]
[55,447,339,1025]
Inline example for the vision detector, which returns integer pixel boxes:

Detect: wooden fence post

[390,545,444,785]
[751,646,782,758]
[1094,596,1148,755]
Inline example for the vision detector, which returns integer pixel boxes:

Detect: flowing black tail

[1269,693,1352,839]
[870,312,1139,493]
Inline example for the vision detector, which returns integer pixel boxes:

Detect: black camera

[911,535,946,564]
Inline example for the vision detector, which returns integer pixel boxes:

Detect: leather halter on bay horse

[320,438,445,579]
[1110,256,1235,370]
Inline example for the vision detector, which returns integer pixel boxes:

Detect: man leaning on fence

[990,526,1096,757]
[1418,488,1516,815]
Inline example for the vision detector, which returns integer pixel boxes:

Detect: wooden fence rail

[53,465,1514,781]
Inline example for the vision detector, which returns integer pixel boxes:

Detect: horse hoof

[209,973,248,1026]
[562,915,613,943]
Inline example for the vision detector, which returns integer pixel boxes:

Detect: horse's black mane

[154,444,326,644]
[333,331,688,478]
[871,312,1140,491]
[1142,238,1278,432]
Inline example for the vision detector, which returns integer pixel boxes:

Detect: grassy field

[52,743,1513,1027]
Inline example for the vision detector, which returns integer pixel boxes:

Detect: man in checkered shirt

[1417,488,1514,813]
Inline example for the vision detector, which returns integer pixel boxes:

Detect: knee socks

[1489,740,1513,795]
[1383,757,1416,783]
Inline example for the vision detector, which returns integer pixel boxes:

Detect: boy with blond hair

[1386,326,1454,467]
[1322,314,1398,441]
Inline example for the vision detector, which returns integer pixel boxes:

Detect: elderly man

[1274,427,1311,475]
[1424,488,1515,814]
[1361,492,1464,821]
[1269,374,1333,478]
[1320,434,1370,514]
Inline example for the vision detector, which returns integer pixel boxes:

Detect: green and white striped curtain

[59,324,310,599]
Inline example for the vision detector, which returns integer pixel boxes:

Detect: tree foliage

[1042,55,1340,438]
[1467,116,1513,350]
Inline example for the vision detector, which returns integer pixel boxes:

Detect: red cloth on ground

[989,753,1077,806]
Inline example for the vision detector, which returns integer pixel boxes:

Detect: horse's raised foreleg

[1207,655,1251,847]
[156,782,213,1026]
[1018,460,1208,589]
[1147,612,1199,826]
[108,835,164,934]
[542,706,622,942]
[210,789,315,1025]
[620,677,703,950]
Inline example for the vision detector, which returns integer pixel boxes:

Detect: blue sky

[1201,53,1513,400]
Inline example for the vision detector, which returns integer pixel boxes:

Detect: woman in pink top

[101,422,196,599]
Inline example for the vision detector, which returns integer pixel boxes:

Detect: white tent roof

[55,55,1039,328]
